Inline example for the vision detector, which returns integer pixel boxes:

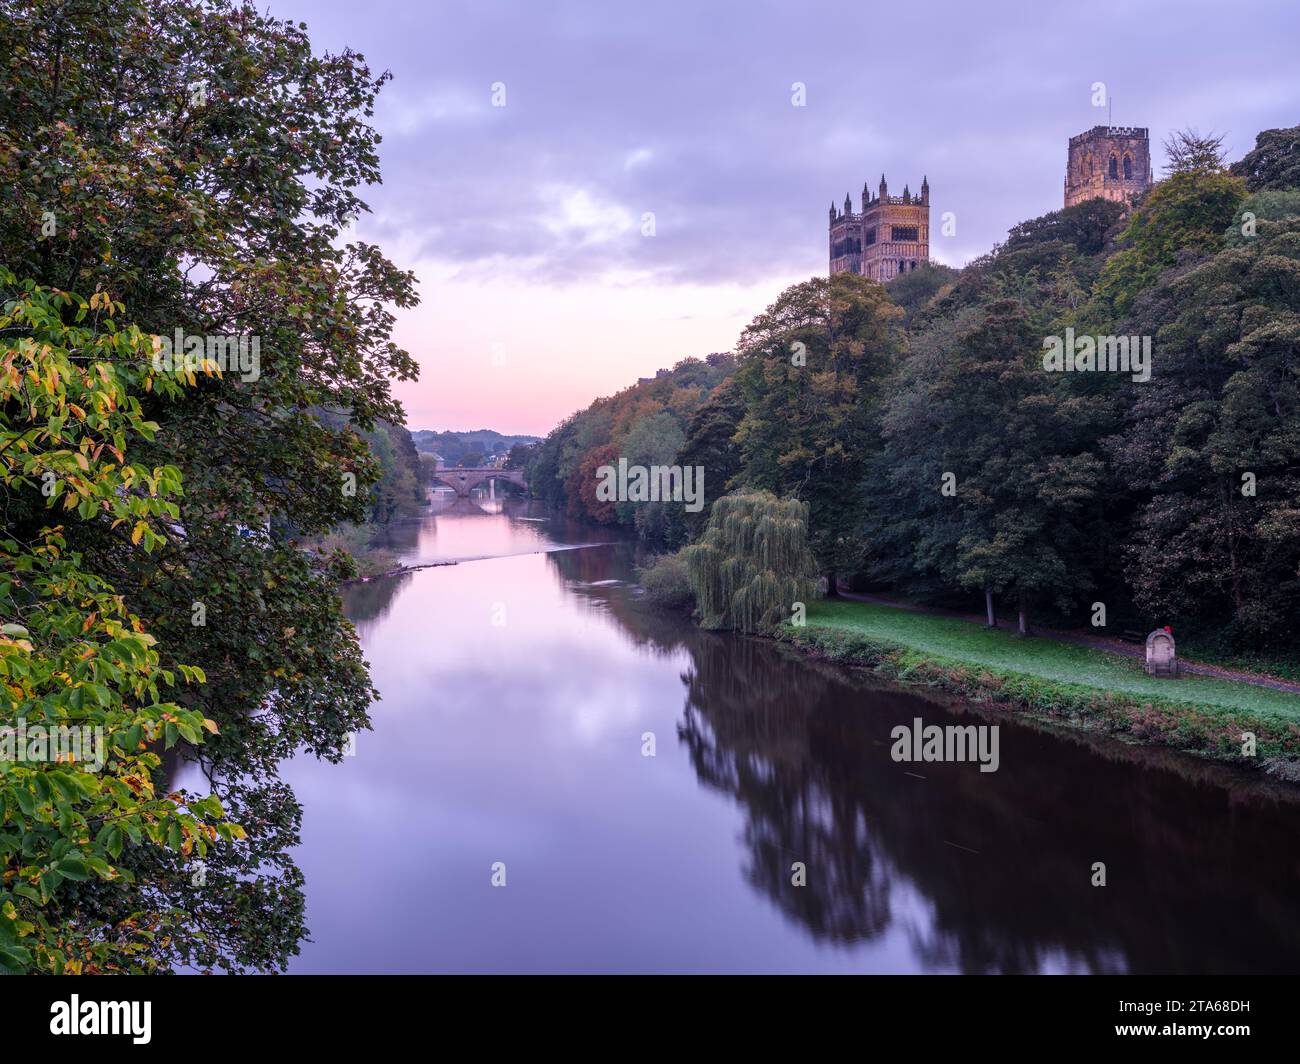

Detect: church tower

[1064,126,1152,208]
[828,173,930,281]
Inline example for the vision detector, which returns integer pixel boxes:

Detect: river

[264,497,1300,972]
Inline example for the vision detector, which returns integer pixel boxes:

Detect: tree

[669,377,745,545]
[0,0,416,970]
[1002,199,1126,258]
[873,300,1104,633]
[526,355,734,538]
[1,274,239,973]
[1163,129,1227,176]
[617,409,686,540]
[683,493,818,633]
[1108,217,1300,645]
[504,442,534,470]
[1088,143,1246,319]
[1230,125,1300,192]
[884,261,959,329]
[730,273,902,591]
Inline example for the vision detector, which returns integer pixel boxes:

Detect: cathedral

[1063,125,1153,208]
[828,174,929,281]
[829,124,1155,278]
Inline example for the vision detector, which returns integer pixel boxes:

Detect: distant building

[1064,126,1152,208]
[829,174,929,281]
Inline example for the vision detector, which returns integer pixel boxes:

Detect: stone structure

[430,467,528,498]
[829,174,929,281]
[1144,628,1179,677]
[1064,126,1152,208]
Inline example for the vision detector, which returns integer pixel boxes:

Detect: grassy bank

[782,600,1300,772]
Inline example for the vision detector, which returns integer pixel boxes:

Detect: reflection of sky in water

[177,509,1300,973]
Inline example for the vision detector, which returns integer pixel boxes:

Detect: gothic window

[891,225,919,242]
[1108,155,1118,179]
[1123,154,1132,179]
[864,227,877,246]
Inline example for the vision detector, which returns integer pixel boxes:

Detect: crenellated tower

[1064,126,1152,208]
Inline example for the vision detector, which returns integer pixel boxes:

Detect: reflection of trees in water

[672,626,1300,973]
[538,528,1300,971]
[680,632,891,942]
[427,495,493,516]
[365,514,425,554]
[341,571,412,627]
[546,541,690,655]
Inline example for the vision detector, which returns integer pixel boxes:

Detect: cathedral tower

[1064,126,1152,208]
[828,174,929,281]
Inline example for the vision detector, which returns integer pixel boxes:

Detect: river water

[271,497,1300,973]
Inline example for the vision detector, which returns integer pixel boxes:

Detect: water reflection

[546,537,1300,974]
[281,509,1300,972]
[672,630,1300,972]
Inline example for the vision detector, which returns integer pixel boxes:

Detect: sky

[280,0,1300,437]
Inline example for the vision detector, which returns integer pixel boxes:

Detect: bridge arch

[429,467,529,498]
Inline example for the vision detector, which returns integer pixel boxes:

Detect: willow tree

[684,493,818,633]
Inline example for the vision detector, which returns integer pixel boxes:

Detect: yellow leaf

[131,521,146,545]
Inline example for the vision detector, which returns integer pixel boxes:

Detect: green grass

[804,599,1300,722]
[1169,636,1300,684]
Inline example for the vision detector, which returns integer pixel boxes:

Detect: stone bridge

[430,467,528,498]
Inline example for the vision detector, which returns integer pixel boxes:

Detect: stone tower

[1064,126,1152,208]
[828,174,929,281]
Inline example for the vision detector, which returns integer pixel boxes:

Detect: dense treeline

[526,353,736,544]
[410,428,540,466]
[531,127,1300,651]
[302,415,428,579]
[317,413,425,526]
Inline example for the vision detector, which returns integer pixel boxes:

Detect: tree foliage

[1109,217,1300,641]
[683,493,818,633]
[1230,125,1300,193]
[520,121,1300,653]
[0,0,417,970]
[730,273,902,583]
[1089,149,1246,318]
[1,274,239,974]
[525,354,736,541]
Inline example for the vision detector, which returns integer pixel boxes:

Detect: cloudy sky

[283,0,1300,436]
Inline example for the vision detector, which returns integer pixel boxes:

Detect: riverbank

[780,600,1300,780]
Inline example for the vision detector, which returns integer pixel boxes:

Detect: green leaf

[0,942,32,973]
[54,855,91,882]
